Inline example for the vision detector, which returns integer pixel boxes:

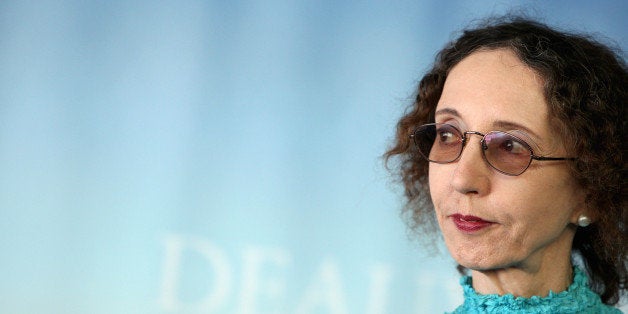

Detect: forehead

[436,48,549,134]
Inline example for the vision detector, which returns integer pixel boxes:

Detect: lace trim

[451,267,620,313]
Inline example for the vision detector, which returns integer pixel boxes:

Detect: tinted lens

[413,123,462,163]
[482,131,533,175]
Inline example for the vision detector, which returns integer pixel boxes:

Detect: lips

[450,214,494,232]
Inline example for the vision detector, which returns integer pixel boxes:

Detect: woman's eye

[438,131,457,144]
[500,138,528,155]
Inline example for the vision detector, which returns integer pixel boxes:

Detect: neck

[471,263,573,298]
[470,233,575,298]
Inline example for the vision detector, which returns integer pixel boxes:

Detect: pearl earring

[577,215,591,227]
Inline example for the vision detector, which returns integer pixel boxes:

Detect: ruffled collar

[450,267,620,313]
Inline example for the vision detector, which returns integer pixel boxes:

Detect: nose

[450,133,491,195]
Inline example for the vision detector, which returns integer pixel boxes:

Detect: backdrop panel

[0,1,626,313]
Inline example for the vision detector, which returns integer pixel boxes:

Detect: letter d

[159,234,232,312]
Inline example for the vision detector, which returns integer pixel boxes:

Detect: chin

[456,260,494,271]
[454,253,524,272]
[443,233,517,271]
[449,248,511,271]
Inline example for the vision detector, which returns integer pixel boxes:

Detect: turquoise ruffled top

[449,267,621,313]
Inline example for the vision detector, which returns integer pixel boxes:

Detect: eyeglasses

[410,123,575,176]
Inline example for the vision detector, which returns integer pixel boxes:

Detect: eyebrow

[434,108,460,118]
[434,107,542,140]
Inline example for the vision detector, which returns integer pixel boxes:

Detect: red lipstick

[451,214,494,232]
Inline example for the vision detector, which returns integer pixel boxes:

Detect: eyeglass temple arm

[531,156,577,161]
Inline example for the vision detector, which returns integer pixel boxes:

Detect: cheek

[494,185,564,224]
[513,193,576,232]
[427,164,451,222]
[492,179,580,247]
[516,176,581,219]
[428,164,446,198]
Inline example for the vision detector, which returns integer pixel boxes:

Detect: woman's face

[429,49,585,272]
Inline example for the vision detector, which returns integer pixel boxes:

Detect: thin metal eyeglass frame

[410,123,576,176]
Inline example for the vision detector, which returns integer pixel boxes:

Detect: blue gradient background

[1,1,626,313]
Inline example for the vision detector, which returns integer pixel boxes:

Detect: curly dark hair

[384,16,627,305]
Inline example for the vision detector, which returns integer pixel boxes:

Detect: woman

[385,17,626,313]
